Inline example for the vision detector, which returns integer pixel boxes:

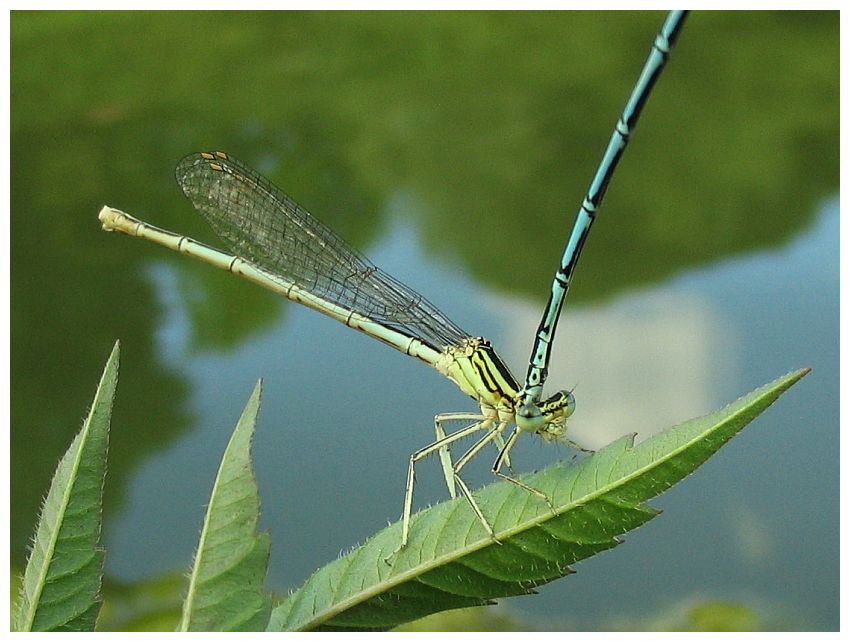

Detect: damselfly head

[515,389,576,437]
[534,390,576,442]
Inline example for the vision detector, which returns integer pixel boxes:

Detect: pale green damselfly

[99,10,688,550]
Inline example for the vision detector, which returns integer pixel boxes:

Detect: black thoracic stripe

[484,345,520,393]
[473,344,520,397]
[471,351,499,394]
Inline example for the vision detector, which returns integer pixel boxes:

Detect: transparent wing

[176,151,470,351]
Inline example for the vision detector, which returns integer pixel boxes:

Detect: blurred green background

[11,10,838,631]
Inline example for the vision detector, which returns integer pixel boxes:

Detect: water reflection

[11,10,838,631]
[105,195,836,629]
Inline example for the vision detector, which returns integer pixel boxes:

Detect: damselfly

[98,10,688,550]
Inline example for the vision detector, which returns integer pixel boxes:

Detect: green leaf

[179,379,271,632]
[13,341,120,631]
[268,367,810,631]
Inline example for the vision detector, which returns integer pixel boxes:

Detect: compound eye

[563,391,576,418]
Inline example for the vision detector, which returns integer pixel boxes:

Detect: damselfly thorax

[435,336,575,441]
